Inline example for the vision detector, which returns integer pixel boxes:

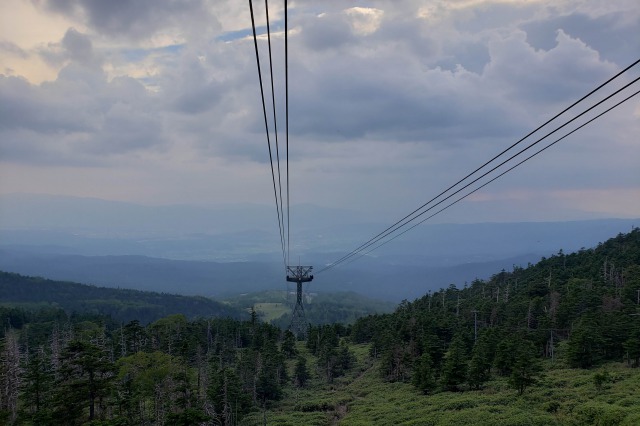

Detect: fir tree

[294,355,310,388]
[412,352,436,394]
[508,339,542,395]
[467,334,492,390]
[440,335,468,391]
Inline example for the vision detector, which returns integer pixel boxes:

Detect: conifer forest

[1,228,640,425]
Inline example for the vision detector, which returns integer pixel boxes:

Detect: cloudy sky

[1,0,639,227]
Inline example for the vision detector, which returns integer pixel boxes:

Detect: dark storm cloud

[38,0,216,40]
[299,12,356,51]
[0,62,162,163]
[249,3,634,173]
[161,53,230,115]
[521,11,640,66]
[289,63,522,144]
[61,27,93,62]
[0,74,95,134]
[38,28,100,68]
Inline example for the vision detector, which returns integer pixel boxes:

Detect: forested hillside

[0,229,639,425]
[351,228,640,392]
[0,271,243,324]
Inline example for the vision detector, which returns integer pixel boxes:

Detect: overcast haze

[1,0,639,233]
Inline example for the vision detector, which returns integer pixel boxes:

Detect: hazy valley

[1,194,638,301]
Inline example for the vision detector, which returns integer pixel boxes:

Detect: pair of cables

[249,0,291,271]
[318,59,640,274]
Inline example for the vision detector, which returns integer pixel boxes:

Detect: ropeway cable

[285,0,291,266]
[317,63,640,273]
[335,86,640,270]
[249,0,287,270]
[318,59,640,273]
[264,0,287,266]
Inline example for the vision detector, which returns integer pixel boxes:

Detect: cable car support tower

[287,265,313,338]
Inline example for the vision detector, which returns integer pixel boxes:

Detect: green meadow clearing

[241,343,640,426]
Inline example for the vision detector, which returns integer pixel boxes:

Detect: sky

[1,0,639,226]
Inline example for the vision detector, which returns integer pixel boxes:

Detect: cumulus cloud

[1,0,638,219]
[38,28,100,68]
[521,10,640,66]
[36,0,219,42]
[483,29,618,105]
[0,51,163,164]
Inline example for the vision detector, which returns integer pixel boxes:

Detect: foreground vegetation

[226,290,395,326]
[247,345,640,426]
[0,228,639,424]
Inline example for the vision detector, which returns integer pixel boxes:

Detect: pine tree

[281,330,298,359]
[20,346,54,424]
[440,335,468,391]
[508,339,542,395]
[412,352,436,394]
[337,341,356,374]
[494,337,518,376]
[52,340,114,424]
[293,356,310,388]
[467,336,492,390]
[567,315,604,368]
[208,366,250,425]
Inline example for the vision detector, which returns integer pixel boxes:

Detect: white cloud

[0,0,638,221]
[345,7,384,36]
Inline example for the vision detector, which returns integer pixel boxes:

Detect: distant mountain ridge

[2,194,637,263]
[0,249,620,302]
[1,194,638,300]
[0,270,244,324]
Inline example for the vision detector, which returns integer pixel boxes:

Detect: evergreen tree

[467,334,492,390]
[255,335,286,404]
[508,340,542,395]
[440,335,468,391]
[52,340,114,424]
[317,342,339,383]
[115,351,178,424]
[567,315,604,368]
[337,341,356,374]
[293,356,310,388]
[379,339,413,382]
[20,346,54,424]
[208,366,250,425]
[281,330,298,359]
[412,352,436,394]
[494,337,518,376]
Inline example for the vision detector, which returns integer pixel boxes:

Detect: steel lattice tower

[286,266,313,338]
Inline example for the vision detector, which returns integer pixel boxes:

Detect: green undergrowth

[241,342,640,425]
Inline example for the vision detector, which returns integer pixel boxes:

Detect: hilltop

[0,271,244,324]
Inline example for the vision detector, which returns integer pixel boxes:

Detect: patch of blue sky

[218,19,284,42]
[137,76,160,91]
